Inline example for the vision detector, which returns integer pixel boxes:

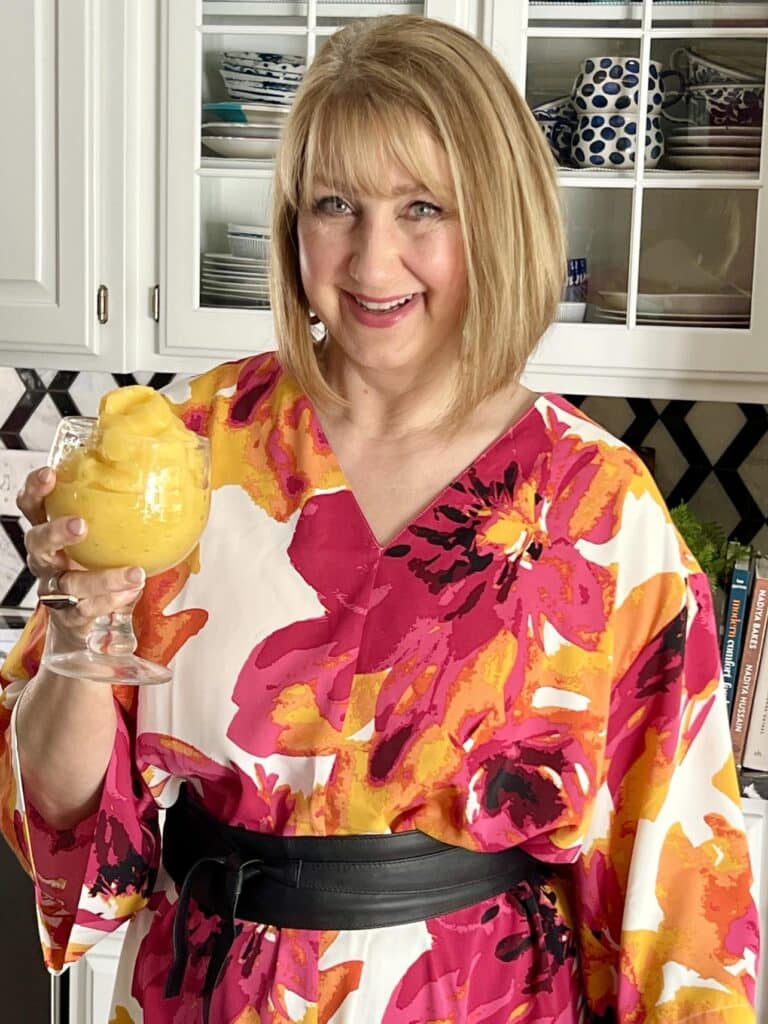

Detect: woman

[0,15,758,1024]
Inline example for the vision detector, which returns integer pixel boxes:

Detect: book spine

[731,576,768,767]
[742,648,768,770]
[721,563,753,720]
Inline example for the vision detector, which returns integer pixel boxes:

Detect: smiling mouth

[349,293,418,312]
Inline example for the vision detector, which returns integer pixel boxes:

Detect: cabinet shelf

[202,2,423,16]
[557,169,763,187]
[199,158,275,177]
[529,2,768,22]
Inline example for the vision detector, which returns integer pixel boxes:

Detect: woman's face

[296,128,467,379]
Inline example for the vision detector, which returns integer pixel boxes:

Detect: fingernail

[125,567,145,585]
[68,517,86,536]
[38,468,53,484]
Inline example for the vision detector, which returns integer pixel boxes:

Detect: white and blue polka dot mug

[570,113,665,169]
[571,57,684,114]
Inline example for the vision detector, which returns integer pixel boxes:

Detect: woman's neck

[319,345,460,441]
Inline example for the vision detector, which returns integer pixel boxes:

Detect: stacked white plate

[202,121,281,161]
[219,51,305,109]
[203,102,289,126]
[588,290,751,328]
[200,253,270,310]
[665,127,762,172]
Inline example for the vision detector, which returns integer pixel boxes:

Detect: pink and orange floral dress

[0,353,759,1023]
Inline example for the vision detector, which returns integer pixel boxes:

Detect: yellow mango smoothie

[46,386,210,575]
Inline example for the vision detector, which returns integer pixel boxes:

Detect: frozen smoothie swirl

[46,386,210,574]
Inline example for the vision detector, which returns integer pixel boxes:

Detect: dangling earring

[308,308,327,344]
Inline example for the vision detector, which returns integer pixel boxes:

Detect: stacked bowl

[663,47,764,171]
[219,51,305,107]
[202,50,303,160]
[569,57,684,169]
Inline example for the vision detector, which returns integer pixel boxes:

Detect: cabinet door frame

[492,0,768,403]
[0,0,132,371]
[153,0,476,374]
[742,796,767,1019]
[67,928,126,1024]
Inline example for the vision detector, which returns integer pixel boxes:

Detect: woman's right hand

[17,466,145,650]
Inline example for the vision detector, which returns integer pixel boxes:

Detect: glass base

[42,650,172,686]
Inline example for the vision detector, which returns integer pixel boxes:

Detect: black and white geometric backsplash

[0,366,765,609]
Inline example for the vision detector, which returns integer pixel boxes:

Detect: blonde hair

[271,15,565,425]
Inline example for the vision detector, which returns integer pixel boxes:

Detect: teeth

[355,294,413,312]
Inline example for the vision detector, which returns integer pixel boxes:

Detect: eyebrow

[313,182,434,198]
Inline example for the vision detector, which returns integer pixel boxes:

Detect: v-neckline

[304,390,550,553]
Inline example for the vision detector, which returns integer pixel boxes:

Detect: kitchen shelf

[203,2,423,17]
[558,169,763,187]
[199,159,275,177]
[528,3,768,22]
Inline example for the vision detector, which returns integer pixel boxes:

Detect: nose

[347,211,405,290]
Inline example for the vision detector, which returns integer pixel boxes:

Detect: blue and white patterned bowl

[572,57,684,114]
[570,113,665,169]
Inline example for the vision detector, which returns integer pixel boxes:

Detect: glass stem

[86,599,139,657]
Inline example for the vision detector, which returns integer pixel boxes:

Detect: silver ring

[39,571,79,610]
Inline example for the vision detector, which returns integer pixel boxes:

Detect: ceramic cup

[570,112,665,168]
[571,57,685,114]
[532,96,578,166]
[670,47,760,87]
[537,117,575,165]
[666,82,765,126]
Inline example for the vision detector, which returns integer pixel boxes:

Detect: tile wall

[0,366,765,608]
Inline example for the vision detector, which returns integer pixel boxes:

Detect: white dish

[668,125,762,135]
[599,291,751,315]
[202,252,267,264]
[202,122,282,139]
[200,282,271,295]
[201,295,269,309]
[201,262,269,274]
[590,310,750,328]
[667,146,765,157]
[666,136,761,149]
[555,301,586,323]
[594,309,750,324]
[202,136,279,159]
[202,102,289,125]
[666,154,760,171]
[227,223,271,237]
[202,271,267,283]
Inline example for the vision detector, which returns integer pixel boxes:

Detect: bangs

[296,92,455,207]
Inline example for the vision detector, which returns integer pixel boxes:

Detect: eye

[312,196,352,216]
[409,201,442,219]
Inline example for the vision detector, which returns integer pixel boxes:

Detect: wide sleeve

[574,563,759,1023]
[0,606,160,972]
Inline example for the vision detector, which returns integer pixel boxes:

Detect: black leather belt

[162,784,541,1020]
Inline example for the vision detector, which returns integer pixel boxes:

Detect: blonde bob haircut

[271,15,565,426]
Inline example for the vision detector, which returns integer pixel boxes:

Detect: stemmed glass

[40,415,211,685]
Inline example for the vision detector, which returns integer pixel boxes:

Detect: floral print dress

[0,352,759,1024]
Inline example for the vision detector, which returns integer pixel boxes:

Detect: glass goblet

[40,416,211,685]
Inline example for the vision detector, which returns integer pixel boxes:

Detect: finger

[45,586,145,638]
[25,516,87,577]
[43,566,145,605]
[16,467,57,526]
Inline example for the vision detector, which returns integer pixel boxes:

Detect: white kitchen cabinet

[0,1,158,372]
[492,1,768,402]
[68,928,126,1024]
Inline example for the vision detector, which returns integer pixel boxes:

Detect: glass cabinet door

[490,0,768,402]
[159,0,468,371]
